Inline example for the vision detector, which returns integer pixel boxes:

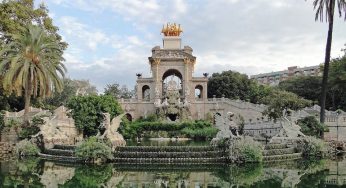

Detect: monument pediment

[149,50,195,61]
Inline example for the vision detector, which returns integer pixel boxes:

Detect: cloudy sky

[41,0,346,92]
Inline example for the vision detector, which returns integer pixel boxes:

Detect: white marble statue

[99,113,126,151]
[212,112,240,142]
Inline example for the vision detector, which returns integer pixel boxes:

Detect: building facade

[250,65,321,86]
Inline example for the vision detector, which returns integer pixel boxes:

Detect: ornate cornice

[148,49,196,62]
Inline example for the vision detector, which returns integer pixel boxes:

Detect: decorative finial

[161,22,183,36]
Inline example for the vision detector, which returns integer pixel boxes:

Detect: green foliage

[278,56,346,112]
[249,83,273,104]
[0,158,44,187]
[207,70,255,101]
[104,83,134,99]
[278,76,322,105]
[297,116,327,138]
[0,24,66,120]
[60,164,113,187]
[14,139,40,156]
[119,119,217,140]
[0,77,25,112]
[224,137,263,163]
[301,136,329,159]
[215,162,264,186]
[4,118,21,131]
[67,95,123,136]
[31,79,99,110]
[18,116,44,140]
[0,0,67,52]
[181,127,218,139]
[75,137,114,162]
[236,114,245,135]
[262,89,312,120]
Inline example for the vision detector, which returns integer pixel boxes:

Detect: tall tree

[307,0,346,123]
[0,0,67,52]
[0,25,66,120]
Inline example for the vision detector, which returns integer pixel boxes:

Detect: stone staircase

[263,143,302,162]
[114,146,226,164]
[39,145,82,163]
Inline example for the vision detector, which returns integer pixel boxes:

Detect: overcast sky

[41,0,346,92]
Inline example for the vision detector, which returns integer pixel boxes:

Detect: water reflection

[1,158,346,187]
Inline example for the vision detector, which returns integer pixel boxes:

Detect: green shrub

[15,139,40,156]
[227,137,263,163]
[181,127,218,139]
[301,136,329,159]
[297,116,327,138]
[4,118,21,131]
[18,116,43,140]
[75,137,114,162]
[120,119,215,139]
[67,95,123,136]
[61,164,113,187]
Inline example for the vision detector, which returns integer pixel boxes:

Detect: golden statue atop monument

[161,23,183,36]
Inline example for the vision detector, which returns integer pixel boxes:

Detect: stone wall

[0,142,14,158]
[244,121,282,138]
[120,97,265,123]
[2,106,82,148]
[1,127,19,144]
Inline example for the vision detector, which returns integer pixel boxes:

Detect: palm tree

[308,0,346,125]
[0,25,66,121]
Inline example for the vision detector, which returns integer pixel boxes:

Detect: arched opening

[162,69,183,97]
[142,85,150,101]
[125,113,133,122]
[195,85,203,100]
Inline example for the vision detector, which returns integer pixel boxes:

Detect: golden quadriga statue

[161,23,183,36]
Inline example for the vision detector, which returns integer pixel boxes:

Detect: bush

[18,116,43,140]
[15,139,40,156]
[119,119,215,140]
[301,136,329,159]
[297,116,327,138]
[67,95,123,136]
[4,118,21,131]
[225,137,263,163]
[181,127,218,139]
[75,137,114,162]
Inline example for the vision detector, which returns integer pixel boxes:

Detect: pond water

[1,157,346,188]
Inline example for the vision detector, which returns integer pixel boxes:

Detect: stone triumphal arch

[119,23,265,122]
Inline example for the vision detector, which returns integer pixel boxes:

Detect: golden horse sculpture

[161,23,183,36]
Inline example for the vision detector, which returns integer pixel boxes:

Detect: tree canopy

[66,95,123,136]
[207,70,256,101]
[0,0,67,52]
[104,83,133,99]
[279,54,346,111]
[262,90,312,121]
[0,25,66,119]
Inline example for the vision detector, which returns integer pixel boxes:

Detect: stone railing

[206,97,266,112]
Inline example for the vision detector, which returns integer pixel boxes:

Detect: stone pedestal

[163,36,181,49]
